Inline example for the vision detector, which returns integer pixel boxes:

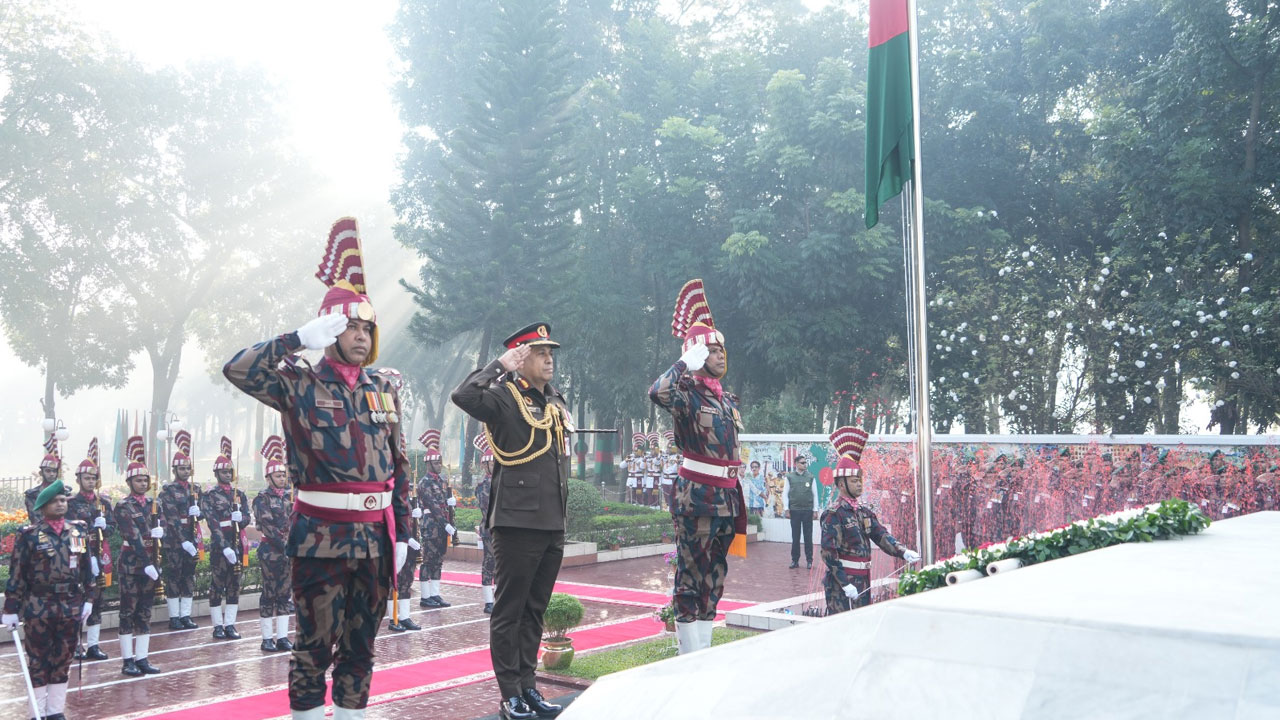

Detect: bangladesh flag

[865,0,915,229]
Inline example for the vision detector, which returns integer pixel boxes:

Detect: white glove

[842,583,859,599]
[143,565,160,581]
[296,313,349,350]
[149,526,164,539]
[446,497,457,507]
[81,602,93,623]
[93,516,107,529]
[407,538,421,551]
[90,556,100,577]
[411,508,422,519]
[679,342,709,371]
[188,504,201,517]
[902,549,922,564]
[2,613,18,629]
[222,547,237,564]
[394,541,408,573]
[445,523,456,536]
[230,511,243,523]
[182,541,198,557]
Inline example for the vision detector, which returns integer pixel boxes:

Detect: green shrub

[542,592,584,641]
[454,508,483,532]
[565,479,604,535]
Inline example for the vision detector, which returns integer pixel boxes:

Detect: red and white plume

[125,435,148,479]
[77,438,100,474]
[214,436,233,471]
[632,432,647,451]
[662,430,675,446]
[830,426,870,477]
[473,433,493,461]
[88,437,99,468]
[44,434,58,455]
[419,429,442,459]
[172,429,193,468]
[670,279,724,352]
[646,432,660,449]
[316,216,367,293]
[261,435,287,475]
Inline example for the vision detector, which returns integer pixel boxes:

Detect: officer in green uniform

[784,456,816,569]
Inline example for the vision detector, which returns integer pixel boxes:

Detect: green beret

[33,478,66,512]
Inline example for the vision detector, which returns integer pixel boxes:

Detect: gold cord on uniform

[485,382,565,467]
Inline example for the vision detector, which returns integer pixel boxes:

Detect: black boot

[388,619,405,632]
[169,617,184,631]
[431,595,452,608]
[484,602,494,614]
[421,595,443,608]
[223,624,241,640]
[261,638,278,652]
[45,714,67,720]
[121,658,143,677]
[181,616,198,629]
[522,687,563,717]
[276,637,294,651]
[135,657,162,674]
[400,617,423,631]
[419,596,431,608]
[212,625,226,640]
[86,644,109,660]
[499,696,537,720]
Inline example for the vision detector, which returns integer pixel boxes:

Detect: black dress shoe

[388,619,405,632]
[121,658,142,676]
[431,595,451,607]
[181,616,199,629]
[86,644,109,660]
[484,602,494,614]
[212,625,226,639]
[261,638,278,652]
[419,597,431,608]
[522,687,563,717]
[788,561,799,569]
[45,714,67,720]
[223,624,241,640]
[421,595,443,608]
[275,638,294,652]
[74,646,85,660]
[169,617,184,630]
[400,617,422,631]
[806,560,813,569]
[499,696,537,720]
[135,658,162,674]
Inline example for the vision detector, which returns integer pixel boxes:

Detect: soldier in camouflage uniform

[67,439,113,660]
[4,479,93,720]
[223,217,410,720]
[416,429,455,609]
[820,427,920,614]
[255,436,295,651]
[159,429,202,631]
[650,279,747,655]
[202,437,251,640]
[25,439,64,525]
[473,433,496,614]
[113,436,164,676]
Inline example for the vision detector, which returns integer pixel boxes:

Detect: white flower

[1118,414,1126,420]
[1199,316,1208,323]
[1222,340,1231,348]
[971,349,978,356]
[979,333,986,342]
[1150,343,1157,349]
[1190,330,1199,338]
[1019,404,1027,411]
[1158,232,1167,240]
[1217,297,1226,305]
[1253,307,1263,316]
[1215,400,1225,407]
[1118,375,1127,382]
[1172,344,1180,349]
[1102,256,1111,264]
[1107,378,1114,384]
[1027,261,1035,268]
[1012,370,1021,377]
[1135,360,1146,368]
[1172,320,1181,327]
[1101,268,1111,276]
[1244,252,1253,261]
[946,346,953,352]
[1241,286,1250,293]
[1022,251,1030,259]
[1120,290,1129,297]
[1243,325,1251,332]
[1228,360,1238,368]
[1002,334,1011,341]
[1143,396,1152,404]
[936,344,943,350]
[991,314,1000,321]
[1165,266,1174,273]
[1212,336,1221,344]
[960,336,967,343]
[1231,371,1240,379]
[962,371,970,379]
[1027,348,1035,356]
[1065,322,1074,330]
[1046,310,1056,319]
[1219,310,1228,318]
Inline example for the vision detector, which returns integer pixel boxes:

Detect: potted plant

[609,532,624,551]
[540,593,585,670]
[655,602,676,633]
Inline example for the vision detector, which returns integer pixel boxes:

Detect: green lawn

[555,626,759,681]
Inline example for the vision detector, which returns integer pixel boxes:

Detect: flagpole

[906,0,934,564]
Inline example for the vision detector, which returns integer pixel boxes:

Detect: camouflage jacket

[820,498,903,588]
[649,360,743,518]
[223,332,410,559]
[3,519,92,617]
[253,487,291,551]
[417,473,454,533]
[113,493,161,575]
[159,480,203,546]
[201,483,250,555]
[66,491,114,566]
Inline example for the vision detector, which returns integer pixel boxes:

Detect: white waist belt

[218,520,232,528]
[681,458,741,478]
[297,489,392,511]
[839,559,871,570]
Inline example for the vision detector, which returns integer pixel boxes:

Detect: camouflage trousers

[478,528,495,586]
[19,600,79,686]
[258,546,292,617]
[163,547,197,598]
[289,555,390,711]
[118,571,158,635]
[418,525,447,581]
[823,571,870,616]
[85,582,105,625]
[672,515,735,622]
[395,547,420,595]
[209,551,242,607]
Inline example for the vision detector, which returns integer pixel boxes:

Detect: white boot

[418,580,430,599]
[32,683,48,716]
[119,633,134,659]
[482,585,495,603]
[45,682,68,714]
[225,604,239,626]
[290,707,326,720]
[428,579,439,597]
[697,620,714,650]
[180,596,194,619]
[675,621,700,655]
[260,617,274,638]
[275,614,290,641]
[135,634,150,661]
[399,598,411,620]
[332,707,366,719]
[210,605,224,627]
[87,623,101,647]
[166,597,180,621]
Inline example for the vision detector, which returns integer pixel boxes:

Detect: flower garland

[897,498,1211,596]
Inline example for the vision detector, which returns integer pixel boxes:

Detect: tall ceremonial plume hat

[77,438,100,475]
[671,279,725,353]
[419,429,442,461]
[40,434,61,469]
[33,478,67,512]
[125,435,149,480]
[214,436,234,471]
[502,321,560,349]
[261,435,287,476]
[473,433,493,463]
[646,431,660,451]
[171,430,193,468]
[316,216,379,366]
[662,430,676,450]
[632,432,647,452]
[830,426,870,477]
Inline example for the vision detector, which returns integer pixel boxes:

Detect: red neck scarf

[327,357,362,390]
[695,374,724,400]
[46,518,65,534]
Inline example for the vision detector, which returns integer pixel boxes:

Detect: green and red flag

[865,0,915,229]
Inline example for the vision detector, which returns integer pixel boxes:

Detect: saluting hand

[498,344,531,372]
[679,342,709,371]
[296,313,348,350]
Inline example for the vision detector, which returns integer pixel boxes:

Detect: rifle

[150,476,164,596]
[192,482,206,563]
[231,456,246,574]
[92,501,109,589]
